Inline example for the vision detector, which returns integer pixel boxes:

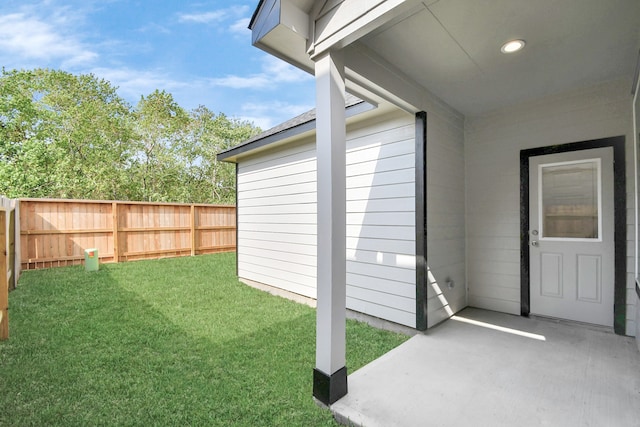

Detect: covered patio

[332,308,640,426]
[246,0,640,415]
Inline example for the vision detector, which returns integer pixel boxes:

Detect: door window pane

[541,160,599,239]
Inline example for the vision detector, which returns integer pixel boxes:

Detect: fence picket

[0,209,8,340]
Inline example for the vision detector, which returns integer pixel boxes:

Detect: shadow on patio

[332,308,640,426]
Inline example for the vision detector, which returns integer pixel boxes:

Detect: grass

[0,253,409,426]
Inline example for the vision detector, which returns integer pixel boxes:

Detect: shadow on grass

[0,254,407,426]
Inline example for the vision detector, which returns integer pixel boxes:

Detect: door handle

[531,241,539,247]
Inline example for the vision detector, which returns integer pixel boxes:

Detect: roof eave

[248,0,266,30]
[249,0,315,74]
[217,100,376,163]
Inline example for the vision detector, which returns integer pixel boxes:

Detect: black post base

[313,366,348,405]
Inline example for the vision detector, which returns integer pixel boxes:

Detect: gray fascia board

[249,0,268,30]
[218,120,316,163]
[217,100,376,163]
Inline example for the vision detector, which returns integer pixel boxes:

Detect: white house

[219,96,450,329]
[218,0,640,405]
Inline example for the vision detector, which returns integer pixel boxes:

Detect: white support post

[312,49,348,406]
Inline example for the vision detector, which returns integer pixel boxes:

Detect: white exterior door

[529,148,614,327]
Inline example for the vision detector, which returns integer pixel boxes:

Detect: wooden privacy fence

[20,199,236,270]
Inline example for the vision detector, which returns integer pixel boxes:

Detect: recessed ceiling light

[501,39,526,54]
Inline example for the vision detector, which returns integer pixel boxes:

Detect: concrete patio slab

[331,308,640,427]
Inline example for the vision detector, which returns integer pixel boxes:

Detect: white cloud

[178,6,249,25]
[238,115,273,131]
[242,100,313,118]
[229,18,250,36]
[137,22,171,35]
[90,67,190,103]
[0,12,97,66]
[210,74,270,89]
[210,56,312,90]
[178,10,227,24]
[262,56,312,83]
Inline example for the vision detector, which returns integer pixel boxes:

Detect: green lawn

[0,253,409,426]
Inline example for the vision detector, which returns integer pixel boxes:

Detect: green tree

[130,90,190,202]
[184,106,259,204]
[0,68,261,204]
[0,68,134,199]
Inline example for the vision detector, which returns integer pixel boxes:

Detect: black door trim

[520,136,626,335]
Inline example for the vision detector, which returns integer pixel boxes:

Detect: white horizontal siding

[425,109,467,328]
[345,112,416,327]
[465,78,635,335]
[239,266,316,298]
[239,154,316,178]
[239,213,317,224]
[238,142,315,173]
[238,237,315,256]
[347,196,414,213]
[346,271,415,298]
[347,154,414,177]
[239,203,316,215]
[238,257,316,286]
[240,222,316,234]
[347,212,414,226]
[346,236,415,255]
[347,182,414,200]
[240,181,316,199]
[240,246,316,267]
[347,137,414,162]
[236,109,417,327]
[347,168,414,188]
[240,252,316,277]
[347,260,415,284]
[346,249,416,270]
[237,140,318,299]
[346,297,416,327]
[348,285,415,313]
[238,193,316,207]
[239,170,316,191]
[238,230,315,246]
[347,224,414,240]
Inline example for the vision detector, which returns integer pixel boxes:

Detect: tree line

[0,68,260,204]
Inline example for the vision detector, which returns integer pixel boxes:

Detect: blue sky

[0,0,316,130]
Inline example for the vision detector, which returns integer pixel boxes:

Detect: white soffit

[251,0,315,73]
[359,0,640,116]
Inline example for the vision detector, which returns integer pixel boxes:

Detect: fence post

[8,209,15,290]
[13,200,21,283]
[190,205,196,256]
[0,209,8,340]
[112,202,119,263]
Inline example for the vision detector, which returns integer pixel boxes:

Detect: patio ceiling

[358,0,640,116]
[253,0,640,116]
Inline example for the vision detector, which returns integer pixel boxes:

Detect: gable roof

[248,0,265,30]
[217,93,374,162]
